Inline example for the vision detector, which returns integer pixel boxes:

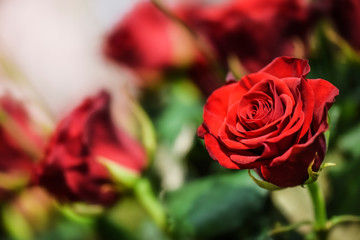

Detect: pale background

[0,0,141,117]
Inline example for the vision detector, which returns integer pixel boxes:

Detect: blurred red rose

[104,1,195,85]
[37,91,146,206]
[331,0,360,51]
[198,57,339,187]
[178,0,313,72]
[104,1,224,96]
[0,94,43,200]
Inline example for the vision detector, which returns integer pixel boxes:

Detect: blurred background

[0,0,139,115]
[0,0,360,239]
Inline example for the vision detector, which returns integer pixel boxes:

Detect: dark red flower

[104,2,194,85]
[198,57,339,188]
[38,91,146,206]
[103,1,224,96]
[331,0,360,51]
[178,0,313,72]
[0,94,43,200]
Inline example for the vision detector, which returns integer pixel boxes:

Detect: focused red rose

[331,0,360,51]
[178,0,313,72]
[0,94,43,200]
[37,91,147,206]
[198,57,339,188]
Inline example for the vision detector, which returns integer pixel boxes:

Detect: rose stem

[307,181,328,239]
[133,178,167,231]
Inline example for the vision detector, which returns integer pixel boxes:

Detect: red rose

[103,2,223,96]
[0,94,43,200]
[198,57,339,188]
[331,0,360,51]
[178,0,312,72]
[104,2,194,85]
[38,91,146,205]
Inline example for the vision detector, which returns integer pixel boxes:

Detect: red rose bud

[198,57,339,188]
[37,91,147,206]
[331,0,360,52]
[178,0,313,73]
[104,2,195,86]
[0,94,44,201]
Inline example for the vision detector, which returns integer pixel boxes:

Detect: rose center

[238,92,273,130]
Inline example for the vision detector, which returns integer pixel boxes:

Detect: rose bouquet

[0,0,360,239]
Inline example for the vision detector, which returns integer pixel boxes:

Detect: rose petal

[240,93,296,147]
[265,94,303,144]
[230,154,264,168]
[260,134,326,187]
[203,82,239,136]
[260,57,311,78]
[203,134,240,169]
[283,77,315,138]
[269,118,328,167]
[197,124,207,138]
[307,78,339,130]
[64,170,117,205]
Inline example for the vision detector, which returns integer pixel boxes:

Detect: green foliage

[143,79,204,147]
[165,171,268,239]
[338,123,360,158]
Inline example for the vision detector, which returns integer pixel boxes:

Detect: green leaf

[155,80,203,147]
[165,171,267,239]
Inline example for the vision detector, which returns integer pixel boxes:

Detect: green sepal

[248,170,281,191]
[96,156,141,189]
[303,156,336,186]
[304,159,319,185]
